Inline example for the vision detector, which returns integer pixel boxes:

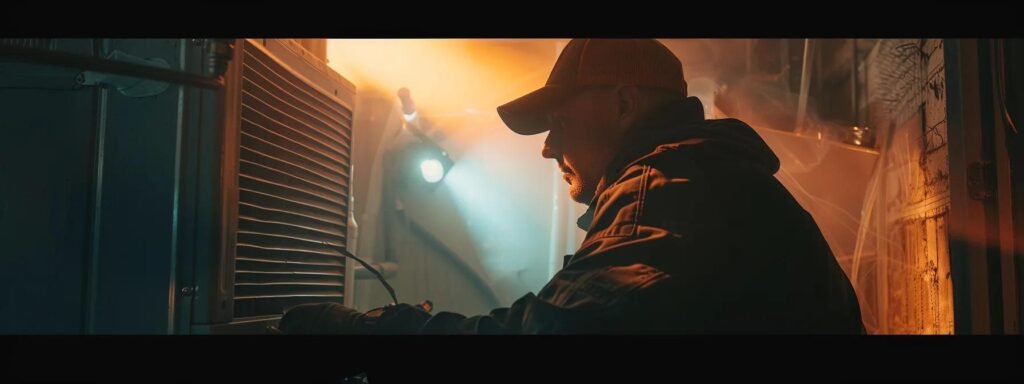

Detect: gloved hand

[363,303,433,334]
[277,301,434,335]
[277,303,369,334]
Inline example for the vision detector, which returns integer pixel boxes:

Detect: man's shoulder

[604,139,705,199]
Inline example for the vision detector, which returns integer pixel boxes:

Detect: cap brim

[497,85,576,135]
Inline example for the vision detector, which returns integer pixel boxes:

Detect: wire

[322,240,399,306]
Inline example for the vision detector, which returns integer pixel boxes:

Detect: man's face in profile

[541,87,626,204]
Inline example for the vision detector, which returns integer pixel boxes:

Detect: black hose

[323,240,399,305]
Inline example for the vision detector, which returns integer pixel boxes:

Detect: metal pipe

[354,262,399,280]
[0,45,223,90]
[795,39,816,133]
[852,38,859,124]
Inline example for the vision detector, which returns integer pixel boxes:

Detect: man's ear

[615,85,642,130]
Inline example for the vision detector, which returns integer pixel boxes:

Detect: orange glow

[326,39,559,128]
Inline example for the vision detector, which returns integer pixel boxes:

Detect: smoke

[329,39,883,321]
[662,40,884,327]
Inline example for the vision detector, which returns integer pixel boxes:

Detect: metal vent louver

[233,42,353,319]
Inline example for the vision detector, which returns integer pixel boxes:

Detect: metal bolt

[180,286,197,296]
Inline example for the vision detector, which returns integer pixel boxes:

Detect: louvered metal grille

[233,41,354,319]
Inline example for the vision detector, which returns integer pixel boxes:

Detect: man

[278,39,864,334]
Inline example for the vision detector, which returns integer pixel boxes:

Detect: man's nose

[542,131,559,159]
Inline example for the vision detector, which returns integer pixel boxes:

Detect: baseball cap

[497,39,687,135]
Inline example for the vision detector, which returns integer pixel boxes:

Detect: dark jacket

[377,97,864,334]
